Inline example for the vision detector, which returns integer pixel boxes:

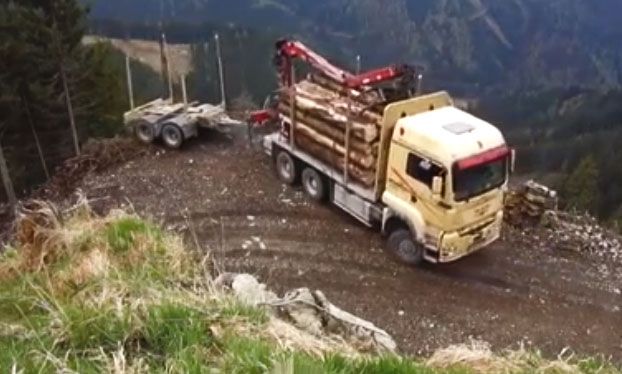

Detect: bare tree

[22,94,50,179]
[0,127,16,207]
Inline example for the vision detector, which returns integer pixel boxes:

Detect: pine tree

[0,0,127,199]
[563,155,599,214]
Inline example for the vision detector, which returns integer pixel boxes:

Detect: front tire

[302,167,326,201]
[161,123,184,149]
[387,228,424,266]
[275,150,298,185]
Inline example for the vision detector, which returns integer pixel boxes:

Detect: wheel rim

[164,127,181,146]
[137,125,153,143]
[278,155,293,180]
[398,240,419,261]
[305,173,319,196]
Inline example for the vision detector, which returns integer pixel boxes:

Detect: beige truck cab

[265,91,513,265]
[381,96,512,263]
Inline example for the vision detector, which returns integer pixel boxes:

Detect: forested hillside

[0,0,159,200]
[86,0,622,94]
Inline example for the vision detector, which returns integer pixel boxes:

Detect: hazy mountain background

[86,0,622,94]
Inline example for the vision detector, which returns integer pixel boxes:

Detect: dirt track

[78,127,622,359]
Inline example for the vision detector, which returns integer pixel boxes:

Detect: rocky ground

[46,126,622,360]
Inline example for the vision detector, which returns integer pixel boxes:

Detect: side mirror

[432,176,443,199]
[510,149,516,174]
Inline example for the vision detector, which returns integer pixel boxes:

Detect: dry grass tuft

[427,340,591,374]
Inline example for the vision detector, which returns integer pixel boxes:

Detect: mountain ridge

[84,0,622,94]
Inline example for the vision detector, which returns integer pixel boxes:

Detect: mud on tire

[135,121,155,144]
[275,150,298,185]
[387,228,424,266]
[161,123,184,149]
[301,167,326,201]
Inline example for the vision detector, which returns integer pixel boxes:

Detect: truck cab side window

[406,153,444,191]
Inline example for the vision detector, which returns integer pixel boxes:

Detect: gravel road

[78,127,622,359]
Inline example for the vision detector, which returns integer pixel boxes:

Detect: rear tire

[275,150,298,185]
[387,228,424,266]
[135,122,155,144]
[301,167,326,201]
[161,123,184,149]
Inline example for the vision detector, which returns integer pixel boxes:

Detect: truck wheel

[135,122,155,144]
[387,228,424,266]
[162,123,184,149]
[275,150,298,185]
[302,167,326,201]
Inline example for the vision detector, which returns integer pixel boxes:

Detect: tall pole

[164,34,174,101]
[125,54,135,109]
[159,32,169,100]
[181,74,188,110]
[214,34,226,108]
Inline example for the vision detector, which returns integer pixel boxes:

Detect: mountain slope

[85,0,622,93]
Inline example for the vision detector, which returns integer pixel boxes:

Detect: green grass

[106,216,160,253]
[144,303,214,355]
[1,207,621,374]
[217,297,269,325]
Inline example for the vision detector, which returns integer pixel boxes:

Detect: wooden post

[289,64,296,148]
[181,74,188,110]
[215,34,227,108]
[0,139,16,208]
[163,34,174,101]
[343,89,352,184]
[125,54,135,109]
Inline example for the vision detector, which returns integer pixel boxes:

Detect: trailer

[123,34,242,149]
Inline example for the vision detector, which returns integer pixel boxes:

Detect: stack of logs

[278,74,387,187]
[504,180,559,226]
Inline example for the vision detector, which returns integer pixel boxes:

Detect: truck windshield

[453,158,507,202]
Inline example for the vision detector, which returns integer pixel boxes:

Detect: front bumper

[427,212,503,263]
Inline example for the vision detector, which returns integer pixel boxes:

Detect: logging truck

[252,40,514,265]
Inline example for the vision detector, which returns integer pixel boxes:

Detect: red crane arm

[276,40,353,85]
[275,39,414,89]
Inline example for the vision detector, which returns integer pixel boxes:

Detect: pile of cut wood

[504,180,558,225]
[279,74,388,187]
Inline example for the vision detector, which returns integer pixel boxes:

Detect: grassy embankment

[0,199,619,374]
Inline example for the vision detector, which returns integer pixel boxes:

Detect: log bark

[295,133,375,187]
[281,93,381,137]
[292,121,377,170]
[278,103,379,147]
[293,82,383,124]
[308,74,379,105]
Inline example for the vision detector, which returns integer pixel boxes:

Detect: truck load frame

[123,34,242,149]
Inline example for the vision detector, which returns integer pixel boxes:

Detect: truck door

[405,153,445,202]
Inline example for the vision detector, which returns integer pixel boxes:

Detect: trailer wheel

[275,150,298,185]
[161,123,184,149]
[387,228,423,266]
[302,167,326,201]
[135,122,155,144]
